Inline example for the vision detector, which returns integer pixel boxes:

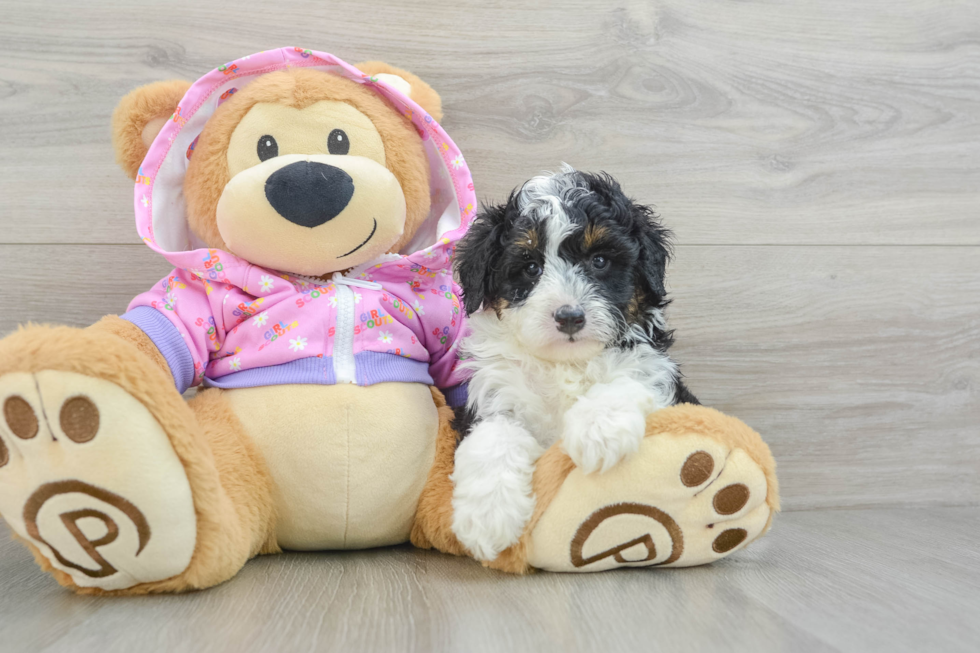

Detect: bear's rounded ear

[355,61,443,123]
[111,79,191,179]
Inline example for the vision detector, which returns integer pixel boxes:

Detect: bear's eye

[328,129,350,155]
[257,135,278,162]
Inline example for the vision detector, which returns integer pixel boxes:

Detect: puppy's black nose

[555,305,586,335]
[264,161,354,228]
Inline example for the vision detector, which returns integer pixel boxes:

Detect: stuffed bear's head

[111,62,442,276]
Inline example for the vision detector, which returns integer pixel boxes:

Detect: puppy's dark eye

[328,129,350,155]
[591,255,609,271]
[257,135,278,162]
[524,261,542,278]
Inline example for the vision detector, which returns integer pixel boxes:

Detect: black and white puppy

[450,166,698,561]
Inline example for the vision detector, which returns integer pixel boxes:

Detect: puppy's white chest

[514,362,599,447]
[548,364,597,405]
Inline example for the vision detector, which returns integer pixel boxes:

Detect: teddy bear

[0,48,779,594]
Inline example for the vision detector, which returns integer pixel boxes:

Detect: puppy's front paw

[562,396,647,474]
[451,483,535,562]
[450,419,540,561]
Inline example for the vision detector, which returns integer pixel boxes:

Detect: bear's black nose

[264,161,355,228]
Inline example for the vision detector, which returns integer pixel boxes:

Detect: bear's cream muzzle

[216,154,406,276]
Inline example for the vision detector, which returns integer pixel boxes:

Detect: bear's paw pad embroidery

[528,430,773,572]
[0,371,197,591]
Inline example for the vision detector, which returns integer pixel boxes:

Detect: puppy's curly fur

[448,166,697,561]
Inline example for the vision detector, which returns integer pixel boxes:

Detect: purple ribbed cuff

[441,383,468,407]
[122,306,195,394]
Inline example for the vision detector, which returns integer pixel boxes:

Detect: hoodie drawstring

[332,271,382,291]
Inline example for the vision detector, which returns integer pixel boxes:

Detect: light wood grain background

[1,0,976,512]
[1,1,978,650]
[0,0,980,510]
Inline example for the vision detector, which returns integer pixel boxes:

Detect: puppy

[449,166,698,561]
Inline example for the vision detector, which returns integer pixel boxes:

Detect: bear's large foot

[0,370,197,591]
[522,404,778,572]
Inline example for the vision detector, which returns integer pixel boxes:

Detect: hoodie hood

[134,47,476,281]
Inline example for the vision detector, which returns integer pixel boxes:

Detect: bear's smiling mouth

[337,218,378,258]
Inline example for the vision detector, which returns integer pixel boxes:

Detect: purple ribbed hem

[122,306,195,394]
[203,352,433,389]
[441,383,468,407]
[204,356,336,389]
[354,351,434,386]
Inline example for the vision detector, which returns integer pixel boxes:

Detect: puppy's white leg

[562,378,657,474]
[451,417,544,562]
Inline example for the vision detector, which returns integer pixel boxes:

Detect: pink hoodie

[122,48,475,405]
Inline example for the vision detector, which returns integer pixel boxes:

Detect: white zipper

[330,272,382,384]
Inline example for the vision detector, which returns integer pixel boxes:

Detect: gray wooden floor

[1,510,978,653]
[0,0,977,651]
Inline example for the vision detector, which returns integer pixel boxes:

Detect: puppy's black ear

[454,199,511,315]
[631,201,673,300]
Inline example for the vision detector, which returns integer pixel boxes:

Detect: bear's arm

[103,270,221,394]
[87,314,174,377]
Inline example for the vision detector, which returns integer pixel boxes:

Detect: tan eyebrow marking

[515,227,539,251]
[583,224,608,249]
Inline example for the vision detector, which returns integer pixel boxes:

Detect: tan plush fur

[354,61,444,123]
[111,79,191,180]
[0,325,277,594]
[180,68,433,255]
[88,315,172,375]
[184,388,280,560]
[410,387,468,557]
